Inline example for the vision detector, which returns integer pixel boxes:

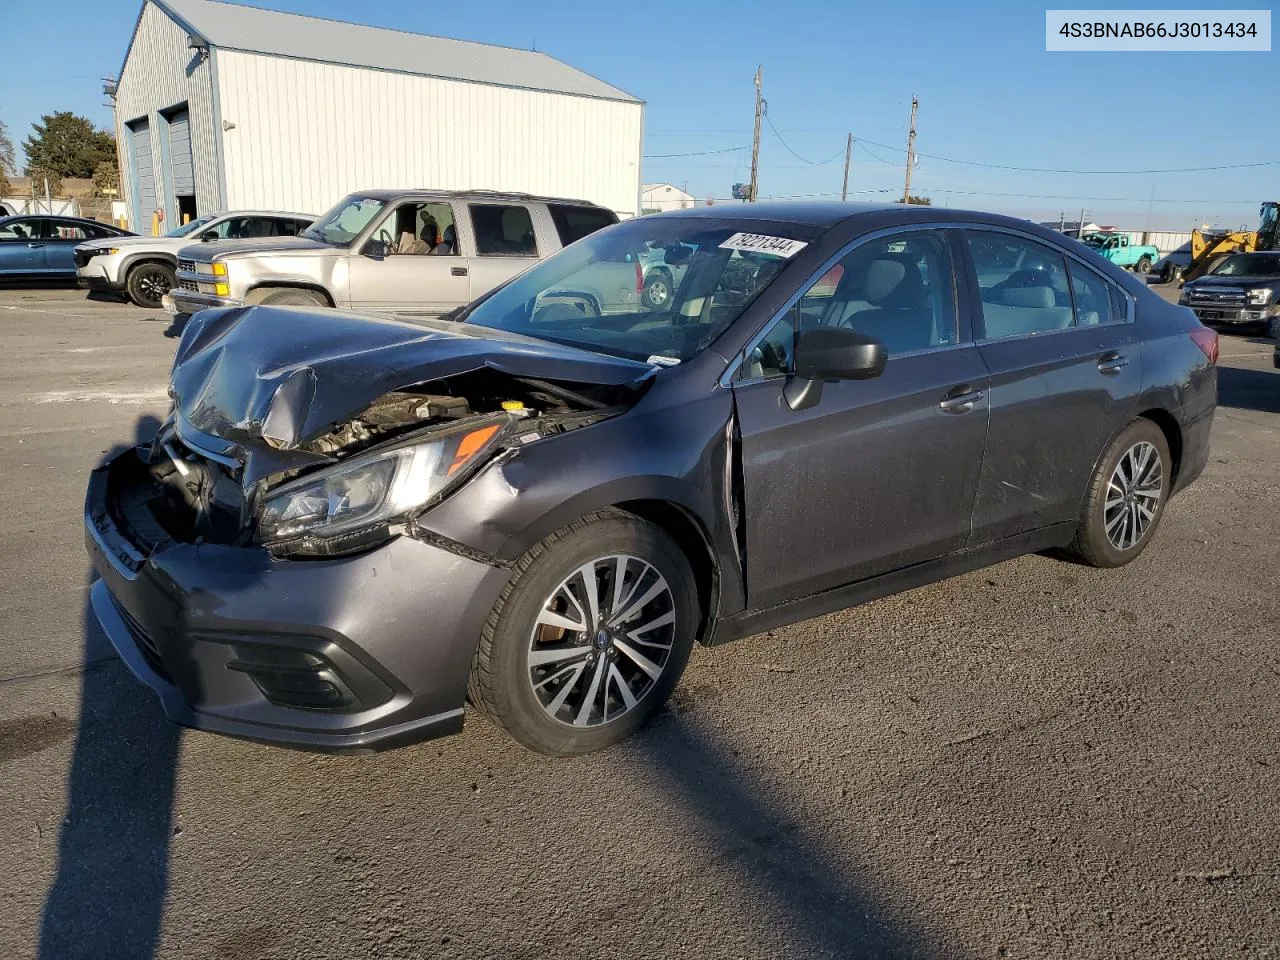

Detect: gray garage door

[128,118,156,228]
[167,109,194,197]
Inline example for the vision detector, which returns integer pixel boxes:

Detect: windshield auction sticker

[1046,10,1270,50]
[719,233,809,258]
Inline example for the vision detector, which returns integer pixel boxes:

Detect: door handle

[1098,352,1128,375]
[939,385,984,414]
[451,266,468,277]
[27,242,45,248]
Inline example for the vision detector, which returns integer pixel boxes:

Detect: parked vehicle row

[85,202,1218,758]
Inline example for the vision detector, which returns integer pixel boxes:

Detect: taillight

[1189,327,1218,364]
[635,260,644,294]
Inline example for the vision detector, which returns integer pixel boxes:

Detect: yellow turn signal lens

[214,282,230,297]
[212,262,228,277]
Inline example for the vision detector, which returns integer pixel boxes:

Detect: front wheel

[258,288,329,307]
[125,262,175,308]
[468,510,698,756]
[1065,419,1171,568]
[1135,255,1152,275]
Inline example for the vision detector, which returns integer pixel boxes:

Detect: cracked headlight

[256,421,502,552]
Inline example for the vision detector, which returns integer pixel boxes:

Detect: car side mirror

[200,230,218,241]
[783,327,887,411]
[362,239,387,258]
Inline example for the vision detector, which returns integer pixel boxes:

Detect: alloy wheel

[1104,441,1163,550]
[527,554,676,727]
[139,272,171,303]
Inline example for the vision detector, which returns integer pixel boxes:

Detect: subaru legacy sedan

[85,203,1217,756]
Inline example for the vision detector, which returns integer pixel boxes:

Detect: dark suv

[85,203,1217,756]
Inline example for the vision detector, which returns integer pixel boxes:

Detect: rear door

[42,219,91,275]
[0,217,48,274]
[346,200,470,315]
[731,227,991,609]
[961,228,1141,545]
[464,202,542,300]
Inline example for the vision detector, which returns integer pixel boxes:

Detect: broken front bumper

[83,450,510,752]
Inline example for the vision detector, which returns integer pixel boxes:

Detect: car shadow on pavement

[162,314,189,339]
[632,709,931,959]
[39,415,183,960]
[1217,364,1280,414]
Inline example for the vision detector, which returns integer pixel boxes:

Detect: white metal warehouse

[109,0,643,231]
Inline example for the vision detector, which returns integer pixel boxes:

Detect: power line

[764,114,846,166]
[642,145,747,159]
[854,136,1280,175]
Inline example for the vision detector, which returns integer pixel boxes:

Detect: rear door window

[964,231,1074,339]
[1066,260,1121,326]
[548,204,618,246]
[470,204,538,257]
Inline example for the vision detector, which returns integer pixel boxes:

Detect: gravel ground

[0,285,1276,960]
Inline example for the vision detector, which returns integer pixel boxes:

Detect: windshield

[1211,254,1280,277]
[301,195,387,246]
[462,218,812,364]
[165,214,217,238]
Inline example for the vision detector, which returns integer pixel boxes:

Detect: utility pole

[841,132,853,201]
[1078,207,1086,238]
[902,95,918,204]
[748,66,763,202]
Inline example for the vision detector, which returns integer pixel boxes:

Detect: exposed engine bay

[116,368,643,553]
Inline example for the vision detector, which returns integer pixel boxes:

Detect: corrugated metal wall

[214,50,642,218]
[114,0,220,229]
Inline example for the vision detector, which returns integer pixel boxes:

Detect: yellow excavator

[1171,201,1280,284]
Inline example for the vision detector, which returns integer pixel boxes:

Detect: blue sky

[2,0,1275,229]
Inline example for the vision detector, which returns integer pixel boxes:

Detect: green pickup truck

[1081,232,1160,274]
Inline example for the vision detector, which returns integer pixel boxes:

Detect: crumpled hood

[170,305,652,482]
[180,235,334,260]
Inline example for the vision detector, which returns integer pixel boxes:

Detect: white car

[74,210,316,308]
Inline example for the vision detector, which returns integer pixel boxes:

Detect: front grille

[177,259,197,273]
[73,250,99,267]
[110,594,170,679]
[178,278,199,293]
[1188,289,1246,307]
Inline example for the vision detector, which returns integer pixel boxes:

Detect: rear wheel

[257,288,328,307]
[1161,261,1181,284]
[1065,419,1171,568]
[1135,255,1152,275]
[641,270,673,310]
[125,262,175,308]
[468,510,697,756]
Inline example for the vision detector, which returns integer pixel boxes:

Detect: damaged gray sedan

[85,203,1217,755]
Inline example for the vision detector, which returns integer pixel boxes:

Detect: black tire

[125,262,176,308]
[641,270,673,310]
[258,288,328,307]
[1161,260,1180,284]
[468,509,698,756]
[1064,419,1172,568]
[1135,255,1152,275]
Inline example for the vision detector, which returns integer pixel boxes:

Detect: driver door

[346,201,470,316]
[731,228,990,610]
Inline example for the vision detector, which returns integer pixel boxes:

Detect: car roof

[645,201,1050,234]
[204,210,319,219]
[0,214,119,226]
[346,189,603,207]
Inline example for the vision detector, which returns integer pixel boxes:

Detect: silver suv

[74,210,315,308]
[167,190,619,318]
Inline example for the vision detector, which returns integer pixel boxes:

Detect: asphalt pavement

[0,284,1276,960]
